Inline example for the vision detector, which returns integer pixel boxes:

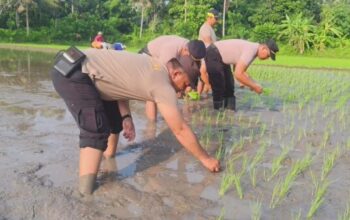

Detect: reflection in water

[0,48,54,92]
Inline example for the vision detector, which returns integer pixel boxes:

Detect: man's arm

[117,100,135,141]
[200,61,210,85]
[157,103,220,172]
[234,61,262,94]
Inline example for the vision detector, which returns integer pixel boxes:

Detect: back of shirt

[214,39,259,66]
[147,35,189,65]
[198,23,217,47]
[81,49,177,107]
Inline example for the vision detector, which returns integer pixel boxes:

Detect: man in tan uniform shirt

[197,9,219,97]
[139,35,206,120]
[205,39,279,110]
[51,49,220,195]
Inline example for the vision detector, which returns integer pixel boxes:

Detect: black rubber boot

[224,97,236,111]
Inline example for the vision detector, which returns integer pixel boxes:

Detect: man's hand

[200,156,221,172]
[253,84,263,94]
[122,117,135,141]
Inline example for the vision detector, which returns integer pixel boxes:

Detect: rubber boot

[213,100,224,110]
[79,174,96,195]
[224,97,236,111]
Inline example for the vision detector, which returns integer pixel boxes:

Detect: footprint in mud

[38,175,54,187]
[17,163,44,184]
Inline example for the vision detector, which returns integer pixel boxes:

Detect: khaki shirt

[147,35,188,65]
[198,23,217,47]
[214,39,259,66]
[81,49,177,107]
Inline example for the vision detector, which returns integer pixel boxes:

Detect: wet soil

[0,48,349,220]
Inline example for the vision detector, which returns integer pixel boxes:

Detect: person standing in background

[197,9,220,98]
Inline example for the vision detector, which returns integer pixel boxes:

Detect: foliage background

[0,0,349,53]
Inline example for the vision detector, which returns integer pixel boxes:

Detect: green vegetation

[1,0,350,55]
[185,62,349,218]
[338,202,350,220]
[254,54,350,69]
[250,200,262,220]
[270,153,313,208]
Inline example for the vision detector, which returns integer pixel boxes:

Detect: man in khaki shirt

[51,49,220,195]
[197,9,219,97]
[205,39,279,110]
[139,35,206,120]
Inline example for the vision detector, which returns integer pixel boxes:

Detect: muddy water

[0,48,349,220]
[0,48,220,220]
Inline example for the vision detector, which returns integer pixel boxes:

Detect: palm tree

[314,6,343,51]
[132,0,151,38]
[222,0,230,37]
[279,13,315,54]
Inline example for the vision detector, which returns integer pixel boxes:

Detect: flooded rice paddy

[0,48,349,220]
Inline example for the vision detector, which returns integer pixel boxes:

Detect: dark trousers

[51,68,122,151]
[205,45,236,110]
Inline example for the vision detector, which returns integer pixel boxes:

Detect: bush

[251,23,279,42]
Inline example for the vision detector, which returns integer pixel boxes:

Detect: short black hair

[167,58,182,70]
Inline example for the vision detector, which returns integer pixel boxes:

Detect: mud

[0,48,349,220]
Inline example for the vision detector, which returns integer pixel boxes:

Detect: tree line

[0,0,349,54]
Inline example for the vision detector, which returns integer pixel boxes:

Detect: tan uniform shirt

[214,39,259,66]
[198,23,217,47]
[81,49,177,107]
[147,35,188,65]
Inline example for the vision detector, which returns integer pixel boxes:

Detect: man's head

[98,31,103,35]
[167,56,200,92]
[206,9,219,26]
[257,39,279,60]
[184,40,206,66]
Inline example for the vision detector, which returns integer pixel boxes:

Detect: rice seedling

[270,153,313,208]
[237,135,245,152]
[249,142,267,187]
[238,112,243,122]
[250,200,262,220]
[338,202,350,220]
[248,117,253,127]
[218,154,247,199]
[219,159,234,197]
[217,207,225,220]
[291,209,302,220]
[233,155,248,199]
[321,130,330,149]
[278,128,283,140]
[215,110,223,125]
[321,147,339,181]
[268,147,290,181]
[260,123,267,138]
[289,120,295,132]
[297,128,303,142]
[199,108,209,122]
[255,114,261,125]
[307,179,331,219]
[215,131,225,160]
[249,129,255,143]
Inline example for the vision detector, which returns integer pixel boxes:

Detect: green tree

[279,13,315,54]
[314,6,343,51]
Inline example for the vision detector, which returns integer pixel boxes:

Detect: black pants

[205,44,236,110]
[51,68,122,151]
